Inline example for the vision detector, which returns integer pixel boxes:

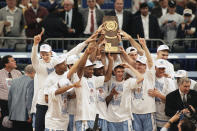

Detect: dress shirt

[141,14,149,39]
[115,10,123,30]
[84,8,98,34]
[65,9,73,28]
[0,68,22,100]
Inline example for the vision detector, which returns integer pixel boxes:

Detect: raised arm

[104,53,113,82]
[121,30,144,56]
[31,30,44,70]
[122,63,144,84]
[138,35,153,69]
[119,46,135,67]
[67,43,96,79]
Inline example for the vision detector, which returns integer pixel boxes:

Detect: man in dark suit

[81,0,104,36]
[59,0,84,37]
[133,2,161,39]
[106,0,133,36]
[165,77,197,131]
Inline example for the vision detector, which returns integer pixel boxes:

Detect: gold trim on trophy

[105,35,118,39]
[104,20,118,32]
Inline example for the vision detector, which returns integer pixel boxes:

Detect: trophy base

[104,43,121,54]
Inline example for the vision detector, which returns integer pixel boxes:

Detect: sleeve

[31,45,40,71]
[128,78,142,90]
[61,42,87,59]
[26,80,34,116]
[50,87,58,101]
[8,83,13,112]
[167,78,176,93]
[176,24,185,38]
[165,93,178,117]
[95,76,105,88]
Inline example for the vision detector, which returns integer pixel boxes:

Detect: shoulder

[166,89,179,98]
[12,69,22,75]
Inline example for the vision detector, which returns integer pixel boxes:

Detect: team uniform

[75,75,104,131]
[107,76,141,131]
[131,67,156,131]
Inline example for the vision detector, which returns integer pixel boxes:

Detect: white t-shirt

[95,82,108,120]
[44,71,68,95]
[107,77,140,122]
[67,73,79,115]
[75,75,104,121]
[31,42,87,106]
[152,56,175,79]
[131,68,156,114]
[45,78,71,130]
[155,77,176,127]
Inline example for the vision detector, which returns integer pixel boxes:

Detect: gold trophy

[103,16,120,53]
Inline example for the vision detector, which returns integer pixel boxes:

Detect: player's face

[56,61,67,72]
[155,67,165,78]
[114,68,124,81]
[40,51,52,63]
[136,62,146,74]
[84,66,94,78]
[157,50,169,60]
[94,67,104,76]
[128,52,138,61]
[179,81,191,94]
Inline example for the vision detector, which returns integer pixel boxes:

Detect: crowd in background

[0,0,197,50]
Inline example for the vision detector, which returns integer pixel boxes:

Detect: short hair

[140,2,148,9]
[178,77,191,87]
[64,0,74,5]
[181,118,196,131]
[2,55,13,68]
[114,65,124,71]
[24,65,35,74]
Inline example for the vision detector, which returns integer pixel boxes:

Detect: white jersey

[31,42,87,106]
[45,78,71,130]
[107,77,140,122]
[95,82,108,120]
[155,77,176,127]
[131,68,156,114]
[152,56,175,78]
[75,75,104,121]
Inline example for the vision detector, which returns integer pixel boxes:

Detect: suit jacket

[81,8,104,33]
[8,75,34,121]
[133,15,161,39]
[106,10,133,35]
[24,6,48,37]
[59,8,84,37]
[165,89,197,131]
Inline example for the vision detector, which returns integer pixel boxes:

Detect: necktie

[90,10,94,33]
[8,72,12,78]
[183,94,187,106]
[66,12,69,25]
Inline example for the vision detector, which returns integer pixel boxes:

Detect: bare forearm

[55,85,74,95]
[128,37,144,56]
[105,93,113,105]
[104,59,113,82]
[141,44,153,69]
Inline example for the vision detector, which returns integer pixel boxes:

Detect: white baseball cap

[157,45,169,52]
[67,55,79,65]
[52,55,66,67]
[174,70,188,78]
[136,56,147,65]
[85,59,96,67]
[40,44,52,52]
[183,9,192,16]
[155,59,166,68]
[126,47,137,54]
[94,61,104,69]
